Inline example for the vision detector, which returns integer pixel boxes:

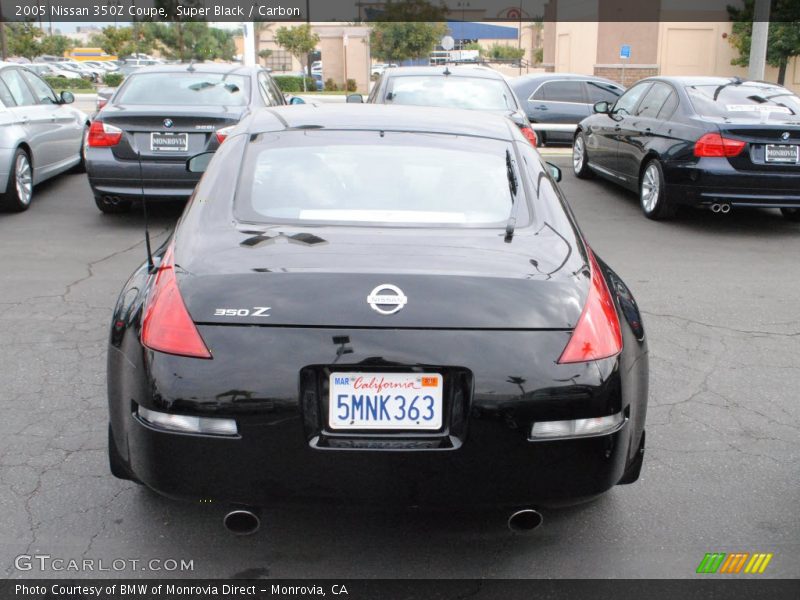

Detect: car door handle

[644,127,652,136]
[534,105,548,110]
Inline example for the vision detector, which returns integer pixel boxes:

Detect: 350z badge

[213,307,270,317]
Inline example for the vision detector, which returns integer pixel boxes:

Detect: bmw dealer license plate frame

[328,372,444,431]
[765,144,799,164]
[150,132,189,153]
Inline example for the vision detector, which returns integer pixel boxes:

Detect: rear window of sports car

[116,72,250,106]
[686,83,800,120]
[234,131,528,228]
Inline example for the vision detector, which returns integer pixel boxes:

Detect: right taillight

[558,250,622,364]
[519,125,538,147]
[141,244,212,359]
[87,120,122,147]
[694,133,745,158]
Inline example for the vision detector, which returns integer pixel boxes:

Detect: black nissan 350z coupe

[107,105,648,533]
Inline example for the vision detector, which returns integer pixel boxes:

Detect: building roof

[447,21,519,41]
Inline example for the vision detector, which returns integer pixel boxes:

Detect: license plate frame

[328,372,444,431]
[150,132,188,153]
[765,144,799,164]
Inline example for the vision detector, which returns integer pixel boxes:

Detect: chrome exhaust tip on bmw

[507,509,543,533]
[223,508,261,536]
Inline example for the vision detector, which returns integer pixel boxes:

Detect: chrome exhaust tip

[711,203,722,213]
[223,508,261,536]
[507,509,543,533]
[720,203,731,214]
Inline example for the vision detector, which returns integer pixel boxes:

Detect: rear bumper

[86,147,200,200]
[126,407,632,508]
[109,324,648,508]
[664,158,800,208]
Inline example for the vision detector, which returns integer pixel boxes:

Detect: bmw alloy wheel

[15,153,32,207]
[640,163,660,213]
[573,136,584,173]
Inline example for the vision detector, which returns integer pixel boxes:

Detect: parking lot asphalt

[0,161,798,579]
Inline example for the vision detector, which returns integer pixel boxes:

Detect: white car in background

[0,62,88,212]
[28,63,82,80]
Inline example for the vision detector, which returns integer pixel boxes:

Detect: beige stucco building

[543,19,800,93]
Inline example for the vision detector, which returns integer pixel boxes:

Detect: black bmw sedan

[573,76,800,221]
[86,63,296,214]
[107,105,648,531]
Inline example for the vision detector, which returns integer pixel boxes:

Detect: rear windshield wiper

[505,148,520,243]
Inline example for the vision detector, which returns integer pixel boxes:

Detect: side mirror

[289,96,305,105]
[346,93,364,104]
[593,101,609,114]
[546,162,562,182]
[60,91,75,104]
[187,152,215,173]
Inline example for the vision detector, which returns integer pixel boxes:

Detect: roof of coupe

[381,65,508,80]
[246,104,520,140]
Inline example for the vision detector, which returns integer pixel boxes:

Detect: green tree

[369,0,448,63]
[89,26,133,57]
[6,22,42,59]
[39,34,74,58]
[728,0,800,85]
[275,24,320,76]
[487,44,525,61]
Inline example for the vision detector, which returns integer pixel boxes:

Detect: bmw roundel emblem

[781,131,790,140]
[367,284,407,315]
[163,118,173,128]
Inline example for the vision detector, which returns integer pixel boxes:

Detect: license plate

[150,132,188,152]
[328,372,443,430]
[765,144,799,164]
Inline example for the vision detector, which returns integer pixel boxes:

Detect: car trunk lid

[99,104,244,161]
[174,226,589,331]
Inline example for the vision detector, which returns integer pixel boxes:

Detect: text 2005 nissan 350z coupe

[107,105,648,531]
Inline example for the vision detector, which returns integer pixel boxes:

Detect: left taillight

[141,244,212,359]
[87,120,122,147]
[96,98,108,111]
[519,124,538,147]
[215,125,235,144]
[557,250,622,364]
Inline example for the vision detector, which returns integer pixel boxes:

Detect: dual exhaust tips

[710,203,731,214]
[222,507,543,536]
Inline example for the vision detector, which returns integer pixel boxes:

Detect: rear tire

[572,133,593,179]
[781,208,800,222]
[639,159,675,220]
[0,148,33,212]
[94,194,132,214]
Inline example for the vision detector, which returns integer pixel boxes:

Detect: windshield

[386,76,517,111]
[686,83,800,120]
[235,131,521,227]
[116,72,250,106]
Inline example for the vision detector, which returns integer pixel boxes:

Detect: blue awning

[447,21,519,41]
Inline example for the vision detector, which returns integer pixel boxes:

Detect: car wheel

[780,208,800,222]
[71,124,89,173]
[0,148,33,212]
[94,194,133,214]
[572,133,593,179]
[639,159,675,220]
